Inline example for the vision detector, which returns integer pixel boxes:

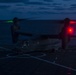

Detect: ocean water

[0,20,76,46]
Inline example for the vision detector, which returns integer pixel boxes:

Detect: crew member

[61,18,70,49]
[11,17,20,44]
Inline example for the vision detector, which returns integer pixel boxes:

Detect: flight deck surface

[0,45,76,75]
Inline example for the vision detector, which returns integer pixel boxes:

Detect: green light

[6,20,13,23]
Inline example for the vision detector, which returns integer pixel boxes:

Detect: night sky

[0,0,76,20]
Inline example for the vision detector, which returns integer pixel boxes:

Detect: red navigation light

[67,27,73,34]
[70,21,76,24]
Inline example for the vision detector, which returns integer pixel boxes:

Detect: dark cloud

[52,3,61,6]
[0,5,10,9]
[69,4,76,11]
[43,12,60,14]
[48,3,61,8]
[39,12,75,14]
[71,4,76,7]
[69,4,76,10]
[44,0,54,2]
[0,0,28,3]
[53,7,65,11]
[27,11,60,14]
[35,11,61,14]
[68,7,76,10]
[11,11,22,14]
[26,2,44,5]
[15,4,25,6]
[63,0,71,1]
[38,7,50,10]
[59,12,76,14]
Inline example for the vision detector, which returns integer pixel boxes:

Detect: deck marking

[27,54,76,72]
[0,47,46,58]
[0,54,31,59]
[35,53,46,57]
[0,46,76,72]
[0,46,11,51]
